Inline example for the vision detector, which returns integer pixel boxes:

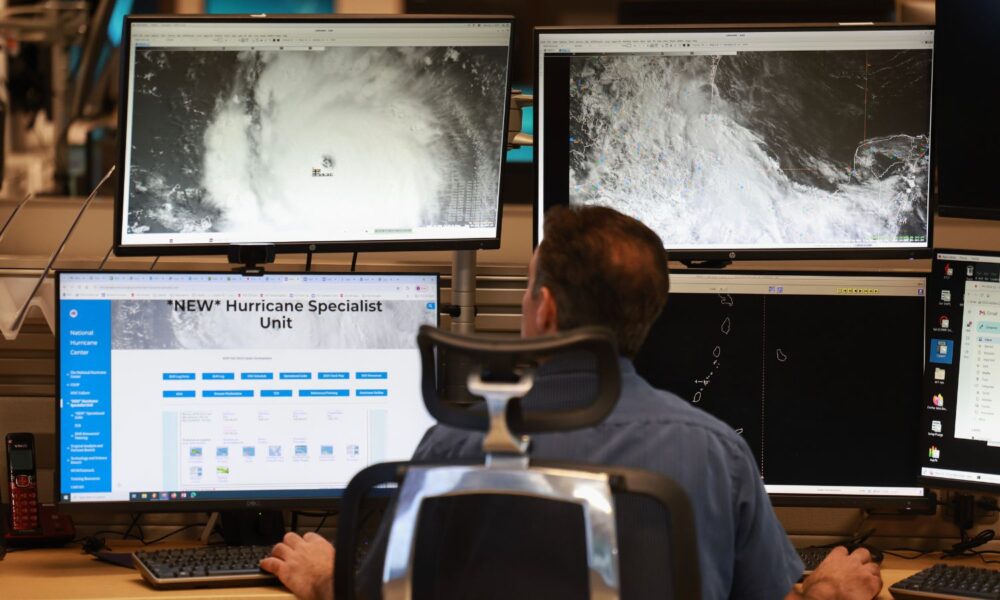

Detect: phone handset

[6,433,39,534]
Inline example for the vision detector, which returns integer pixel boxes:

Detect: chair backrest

[334,326,702,600]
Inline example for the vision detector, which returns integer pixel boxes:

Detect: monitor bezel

[661,268,934,509]
[54,269,441,513]
[919,248,1000,494]
[113,14,515,257]
[532,23,937,261]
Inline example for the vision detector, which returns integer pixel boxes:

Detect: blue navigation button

[241,372,273,380]
[355,372,387,380]
[299,390,349,397]
[356,389,387,397]
[280,372,312,380]
[163,373,196,381]
[318,372,349,380]
[260,390,293,397]
[202,390,253,397]
[162,390,195,398]
[202,373,235,380]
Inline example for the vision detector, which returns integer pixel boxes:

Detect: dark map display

[634,286,925,490]
[567,50,933,248]
[125,46,508,240]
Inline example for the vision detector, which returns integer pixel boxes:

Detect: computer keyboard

[132,545,279,589]
[890,564,1000,599]
[798,547,834,573]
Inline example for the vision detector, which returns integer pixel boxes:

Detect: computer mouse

[843,543,883,564]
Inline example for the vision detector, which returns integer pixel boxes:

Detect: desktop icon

[294,445,308,457]
[268,445,282,458]
[928,445,940,460]
[944,263,954,277]
[939,316,950,329]
[941,290,952,302]
[968,265,975,277]
[346,444,360,460]
[243,446,255,457]
[934,368,946,382]
[932,393,945,408]
[931,420,942,433]
[190,447,203,458]
[320,445,334,457]
[930,339,954,365]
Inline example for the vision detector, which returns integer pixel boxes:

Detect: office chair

[335,325,702,599]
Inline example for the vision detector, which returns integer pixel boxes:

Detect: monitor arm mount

[227,244,276,277]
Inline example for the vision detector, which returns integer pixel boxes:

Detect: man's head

[521,205,670,358]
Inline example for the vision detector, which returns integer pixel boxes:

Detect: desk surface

[1,542,292,600]
[1,542,997,599]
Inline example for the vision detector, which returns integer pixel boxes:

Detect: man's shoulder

[608,372,745,447]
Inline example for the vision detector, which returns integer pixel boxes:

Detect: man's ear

[535,286,559,335]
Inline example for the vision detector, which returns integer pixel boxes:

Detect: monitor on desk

[535,25,935,260]
[55,271,439,511]
[921,250,1000,492]
[114,15,513,256]
[634,271,933,509]
[934,0,1000,221]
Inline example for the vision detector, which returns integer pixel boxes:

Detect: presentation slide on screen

[59,273,437,502]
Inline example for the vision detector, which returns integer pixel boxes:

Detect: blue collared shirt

[412,357,804,599]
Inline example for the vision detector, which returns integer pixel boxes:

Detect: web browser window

[58,272,438,503]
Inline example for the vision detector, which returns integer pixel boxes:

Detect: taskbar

[128,489,349,501]
[60,488,349,503]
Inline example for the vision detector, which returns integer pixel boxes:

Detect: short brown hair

[534,205,670,357]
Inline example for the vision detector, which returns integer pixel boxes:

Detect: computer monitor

[535,25,935,260]
[934,1,1000,220]
[56,271,439,511]
[114,15,513,256]
[634,271,933,509]
[921,250,1000,492]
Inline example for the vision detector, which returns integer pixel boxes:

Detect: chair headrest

[417,325,622,433]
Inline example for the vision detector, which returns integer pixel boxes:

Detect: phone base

[4,504,75,547]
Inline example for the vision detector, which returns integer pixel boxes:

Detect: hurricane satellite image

[567,50,933,248]
[125,46,508,241]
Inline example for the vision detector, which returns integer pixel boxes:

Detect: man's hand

[260,531,335,600]
[795,546,883,600]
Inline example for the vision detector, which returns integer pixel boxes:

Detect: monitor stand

[218,510,285,546]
